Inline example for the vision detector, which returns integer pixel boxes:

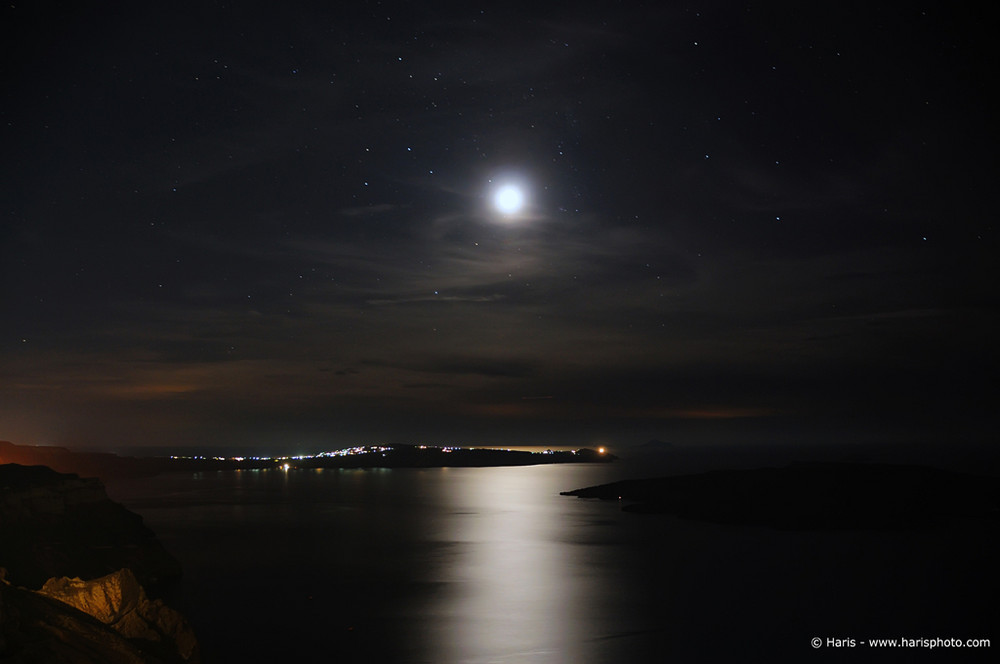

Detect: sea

[104,447,997,663]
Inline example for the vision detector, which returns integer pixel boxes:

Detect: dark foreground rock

[0,464,181,591]
[40,569,198,662]
[1,463,197,663]
[1,569,199,663]
[561,462,1000,530]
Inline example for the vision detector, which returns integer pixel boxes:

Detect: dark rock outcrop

[1,464,197,662]
[0,464,181,591]
[2,575,158,664]
[1,570,197,663]
[37,569,199,662]
[562,462,1000,530]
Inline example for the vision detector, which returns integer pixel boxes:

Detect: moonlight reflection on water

[107,460,998,663]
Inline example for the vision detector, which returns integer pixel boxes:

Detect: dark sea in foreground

[105,447,998,663]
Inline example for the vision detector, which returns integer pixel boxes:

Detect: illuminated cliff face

[39,569,199,662]
[1,460,197,662]
[1,570,200,663]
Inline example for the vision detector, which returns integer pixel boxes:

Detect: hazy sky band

[2,2,994,449]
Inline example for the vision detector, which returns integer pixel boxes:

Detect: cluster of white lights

[170,444,600,464]
[317,445,393,457]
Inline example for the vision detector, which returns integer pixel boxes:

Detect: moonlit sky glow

[1,2,994,452]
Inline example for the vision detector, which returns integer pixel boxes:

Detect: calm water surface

[107,462,996,663]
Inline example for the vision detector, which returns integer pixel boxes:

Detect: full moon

[493,184,525,215]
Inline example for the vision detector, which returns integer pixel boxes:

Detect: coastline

[561,462,1000,530]
[1,440,614,482]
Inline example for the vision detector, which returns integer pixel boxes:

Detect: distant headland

[1,440,614,481]
[169,443,615,470]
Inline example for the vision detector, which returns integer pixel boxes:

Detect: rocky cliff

[1,569,199,663]
[0,464,180,591]
[39,569,198,662]
[1,463,197,662]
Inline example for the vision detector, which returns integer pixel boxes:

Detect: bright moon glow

[494,185,525,214]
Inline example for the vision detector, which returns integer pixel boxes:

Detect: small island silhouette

[562,462,1000,530]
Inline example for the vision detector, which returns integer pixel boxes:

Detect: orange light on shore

[598,447,606,454]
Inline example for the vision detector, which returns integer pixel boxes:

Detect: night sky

[3,2,995,452]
